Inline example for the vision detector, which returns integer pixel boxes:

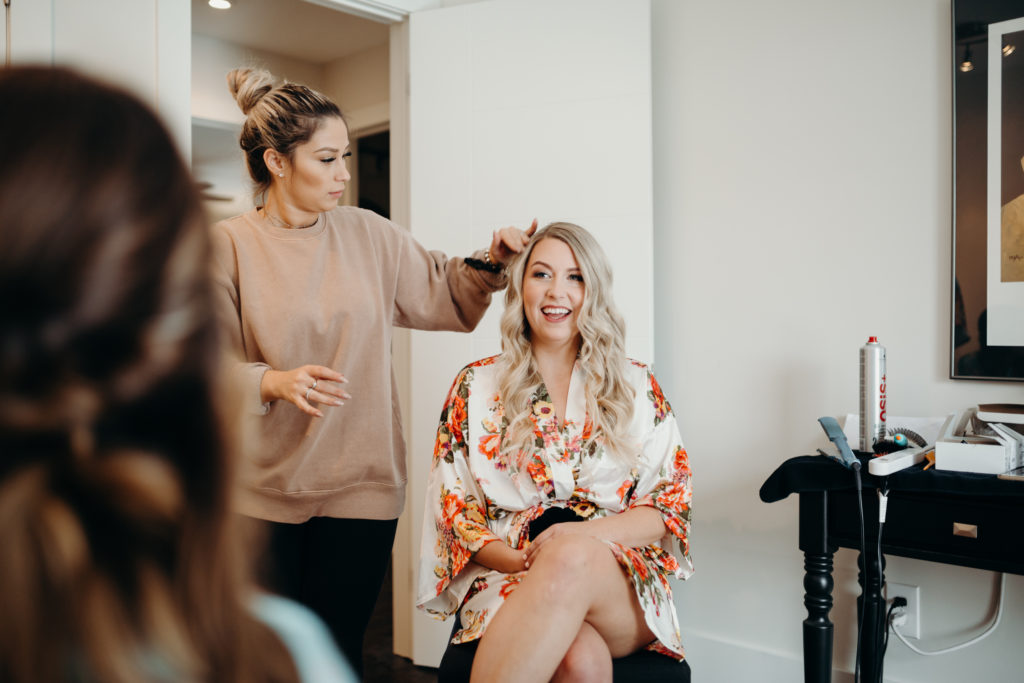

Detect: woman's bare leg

[551,622,613,683]
[469,534,654,683]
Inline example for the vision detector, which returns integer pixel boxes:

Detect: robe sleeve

[416,366,502,617]
[626,368,694,580]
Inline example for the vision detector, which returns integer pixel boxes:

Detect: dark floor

[363,564,439,683]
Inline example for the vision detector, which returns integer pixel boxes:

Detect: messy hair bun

[226,67,345,201]
[227,67,276,116]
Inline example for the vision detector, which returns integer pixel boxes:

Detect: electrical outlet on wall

[887,582,921,639]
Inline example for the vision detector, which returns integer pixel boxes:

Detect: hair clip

[465,257,503,274]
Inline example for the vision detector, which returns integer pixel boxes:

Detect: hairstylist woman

[210,67,535,675]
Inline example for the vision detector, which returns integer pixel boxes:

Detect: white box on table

[934,408,1019,475]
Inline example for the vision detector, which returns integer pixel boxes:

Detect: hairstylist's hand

[488,219,538,267]
[523,520,599,569]
[260,365,350,418]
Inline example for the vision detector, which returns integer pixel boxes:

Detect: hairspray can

[859,336,886,451]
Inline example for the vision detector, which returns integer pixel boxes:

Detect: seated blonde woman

[417,222,693,683]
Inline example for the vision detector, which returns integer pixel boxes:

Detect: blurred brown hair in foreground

[0,66,297,682]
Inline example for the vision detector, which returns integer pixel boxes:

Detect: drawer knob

[953,522,978,538]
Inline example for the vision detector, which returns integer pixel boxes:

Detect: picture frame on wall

[951,0,1024,380]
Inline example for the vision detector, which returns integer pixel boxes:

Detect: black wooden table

[760,455,1024,682]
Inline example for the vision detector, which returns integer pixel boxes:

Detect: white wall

[2,0,191,154]
[651,0,1024,680]
[192,32,328,125]
[324,43,390,133]
[191,33,388,131]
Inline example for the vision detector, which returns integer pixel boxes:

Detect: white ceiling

[191,0,390,64]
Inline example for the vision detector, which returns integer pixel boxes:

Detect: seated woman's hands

[473,539,529,575]
[474,508,668,573]
[525,507,669,569]
[472,523,592,574]
[523,520,600,569]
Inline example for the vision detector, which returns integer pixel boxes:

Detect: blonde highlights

[497,222,636,466]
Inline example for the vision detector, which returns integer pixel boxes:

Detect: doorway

[356,129,391,218]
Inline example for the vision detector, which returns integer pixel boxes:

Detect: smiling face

[277,115,351,215]
[522,237,585,352]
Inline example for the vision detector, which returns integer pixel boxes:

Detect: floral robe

[416,355,693,659]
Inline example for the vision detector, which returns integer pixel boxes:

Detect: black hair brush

[872,427,927,455]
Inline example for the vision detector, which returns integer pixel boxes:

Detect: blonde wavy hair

[497,222,637,466]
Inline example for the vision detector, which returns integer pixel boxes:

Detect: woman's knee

[532,534,610,576]
[524,535,616,607]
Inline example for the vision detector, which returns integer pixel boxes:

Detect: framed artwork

[952,0,1024,380]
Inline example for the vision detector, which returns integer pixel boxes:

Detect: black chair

[437,617,691,683]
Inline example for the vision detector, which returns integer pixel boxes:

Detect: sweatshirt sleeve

[388,221,508,332]
[209,223,272,416]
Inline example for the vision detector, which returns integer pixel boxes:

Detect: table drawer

[828,490,1024,572]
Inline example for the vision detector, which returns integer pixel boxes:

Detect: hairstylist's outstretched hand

[488,218,538,267]
[260,365,351,418]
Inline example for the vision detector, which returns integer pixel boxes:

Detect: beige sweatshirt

[211,207,506,522]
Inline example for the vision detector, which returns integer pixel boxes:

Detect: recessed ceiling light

[209,0,232,9]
